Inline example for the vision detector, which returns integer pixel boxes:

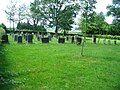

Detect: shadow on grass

[0,44,13,89]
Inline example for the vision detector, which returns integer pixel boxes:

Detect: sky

[0,0,113,27]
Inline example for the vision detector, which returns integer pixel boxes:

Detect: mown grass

[0,35,120,90]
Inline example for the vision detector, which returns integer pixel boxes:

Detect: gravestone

[66,36,69,41]
[58,37,65,43]
[76,37,82,45]
[17,35,22,43]
[114,40,117,45]
[48,35,52,41]
[108,39,111,45]
[27,34,33,43]
[41,37,49,43]
[71,36,74,43]
[92,35,96,44]
[1,34,9,44]
[14,34,18,41]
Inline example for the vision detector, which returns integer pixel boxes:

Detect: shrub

[0,25,5,38]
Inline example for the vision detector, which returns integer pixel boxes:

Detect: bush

[0,25,5,38]
[17,22,47,32]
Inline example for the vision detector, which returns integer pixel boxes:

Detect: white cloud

[95,0,112,13]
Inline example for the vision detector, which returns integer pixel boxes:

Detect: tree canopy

[107,0,120,35]
[30,0,80,34]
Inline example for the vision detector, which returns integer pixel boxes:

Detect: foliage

[80,11,109,35]
[78,0,97,56]
[5,0,28,31]
[107,0,120,35]
[30,0,79,34]
[0,24,5,38]
[17,22,46,32]
[30,0,43,28]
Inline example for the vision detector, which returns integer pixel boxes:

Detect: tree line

[4,0,120,35]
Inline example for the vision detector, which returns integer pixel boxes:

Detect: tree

[16,22,46,32]
[17,4,28,24]
[79,0,97,56]
[84,12,108,35]
[5,0,28,31]
[30,0,43,30]
[30,0,79,34]
[107,0,120,35]
[5,0,17,31]
[0,24,5,38]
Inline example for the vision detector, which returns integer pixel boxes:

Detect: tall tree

[5,0,17,31]
[79,0,97,56]
[107,0,120,35]
[30,0,79,34]
[30,0,43,30]
[5,0,28,31]
[17,4,27,23]
[81,12,107,35]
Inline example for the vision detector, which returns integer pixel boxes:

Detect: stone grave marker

[1,34,9,44]
[41,37,49,43]
[18,35,22,43]
[58,37,65,43]
[27,34,33,43]
[71,36,74,43]
[92,35,96,44]
[14,34,18,41]
[114,40,117,45]
[76,37,82,45]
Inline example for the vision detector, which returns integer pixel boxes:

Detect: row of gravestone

[13,34,83,44]
[92,36,117,45]
[0,34,118,45]
[1,34,83,44]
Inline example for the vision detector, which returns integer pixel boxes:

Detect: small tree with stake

[79,0,97,56]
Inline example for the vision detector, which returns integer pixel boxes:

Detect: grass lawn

[0,35,120,90]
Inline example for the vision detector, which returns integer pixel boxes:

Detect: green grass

[0,35,120,90]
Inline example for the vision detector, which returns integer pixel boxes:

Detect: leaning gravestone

[17,35,22,43]
[27,34,33,43]
[1,34,9,44]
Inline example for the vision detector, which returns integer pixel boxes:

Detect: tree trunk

[10,20,11,31]
[13,20,15,32]
[81,33,86,56]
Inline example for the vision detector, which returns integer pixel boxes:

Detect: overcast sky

[0,0,113,27]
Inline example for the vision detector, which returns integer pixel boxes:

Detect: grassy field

[0,35,120,90]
